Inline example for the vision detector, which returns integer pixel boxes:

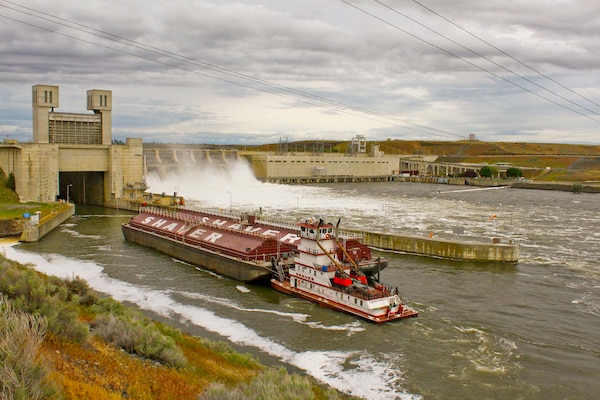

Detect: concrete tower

[32,84,59,143]
[87,89,112,144]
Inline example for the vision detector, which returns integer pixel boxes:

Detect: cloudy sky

[1,0,599,145]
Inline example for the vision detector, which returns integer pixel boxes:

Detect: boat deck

[271,279,418,323]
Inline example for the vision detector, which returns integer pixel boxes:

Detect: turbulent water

[4,161,599,399]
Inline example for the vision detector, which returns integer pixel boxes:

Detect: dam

[1,85,517,261]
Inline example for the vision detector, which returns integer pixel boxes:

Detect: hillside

[373,140,600,182]
[0,251,350,400]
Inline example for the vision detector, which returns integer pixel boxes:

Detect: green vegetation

[4,172,15,191]
[92,306,187,368]
[478,165,498,178]
[0,253,347,400]
[0,202,66,220]
[0,258,90,344]
[0,297,58,399]
[0,169,19,203]
[200,368,316,400]
[506,167,523,178]
[0,185,19,204]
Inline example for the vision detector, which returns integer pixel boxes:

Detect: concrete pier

[20,203,75,242]
[350,229,519,263]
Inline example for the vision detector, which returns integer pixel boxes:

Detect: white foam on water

[59,226,103,240]
[304,320,365,334]
[236,285,251,293]
[291,350,420,400]
[453,326,521,375]
[177,289,365,334]
[177,290,310,324]
[1,243,418,400]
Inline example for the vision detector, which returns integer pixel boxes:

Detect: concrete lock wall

[356,230,519,263]
[20,203,75,242]
[13,144,60,203]
[59,146,110,171]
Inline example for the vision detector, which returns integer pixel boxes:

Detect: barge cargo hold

[122,207,295,282]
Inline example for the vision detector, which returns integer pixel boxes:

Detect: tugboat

[271,218,418,323]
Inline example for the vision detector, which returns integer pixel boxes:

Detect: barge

[122,206,387,282]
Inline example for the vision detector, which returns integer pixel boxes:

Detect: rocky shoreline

[0,219,22,238]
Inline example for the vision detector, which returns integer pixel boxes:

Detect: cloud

[1,0,599,145]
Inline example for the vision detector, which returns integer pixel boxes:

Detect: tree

[479,165,498,178]
[5,172,15,190]
[462,169,477,178]
[506,167,523,178]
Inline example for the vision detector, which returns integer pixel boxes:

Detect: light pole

[227,191,232,213]
[66,184,73,203]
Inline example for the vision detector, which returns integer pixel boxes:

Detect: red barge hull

[271,279,418,323]
[122,223,276,282]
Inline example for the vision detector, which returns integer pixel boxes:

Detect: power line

[372,0,600,117]
[337,0,600,123]
[408,0,600,109]
[0,0,462,139]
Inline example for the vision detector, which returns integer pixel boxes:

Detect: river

[3,162,599,399]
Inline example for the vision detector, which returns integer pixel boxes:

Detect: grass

[0,252,349,400]
[0,201,66,220]
[0,172,66,220]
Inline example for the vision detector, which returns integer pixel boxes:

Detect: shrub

[65,275,99,306]
[506,167,523,178]
[0,258,89,344]
[198,338,258,369]
[4,172,15,190]
[92,309,187,368]
[0,296,57,400]
[461,169,477,178]
[479,165,497,178]
[199,367,330,400]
